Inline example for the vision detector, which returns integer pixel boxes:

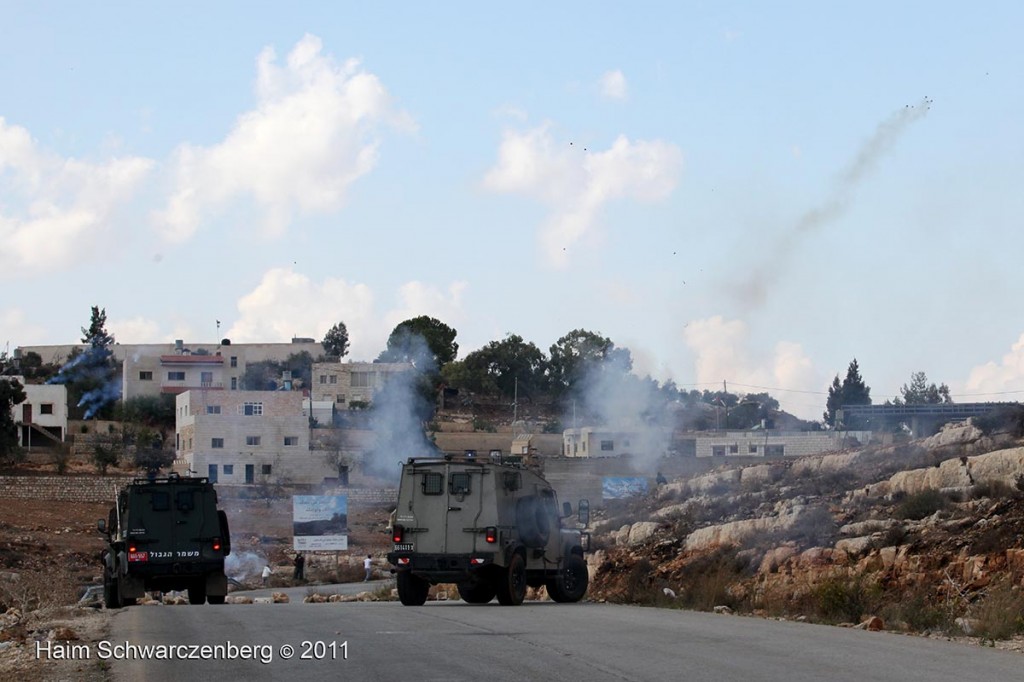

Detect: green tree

[458,334,548,400]
[322,321,350,359]
[378,316,458,370]
[824,359,873,427]
[50,306,119,419]
[895,371,952,405]
[547,329,631,399]
[0,378,27,465]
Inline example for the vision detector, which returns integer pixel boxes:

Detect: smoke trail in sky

[730,98,932,310]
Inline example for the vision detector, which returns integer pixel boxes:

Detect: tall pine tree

[824,358,872,427]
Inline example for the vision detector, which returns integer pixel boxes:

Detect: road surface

[107,592,1021,682]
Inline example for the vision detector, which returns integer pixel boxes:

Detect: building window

[319,375,327,384]
[336,394,346,404]
[230,377,237,390]
[329,375,337,384]
[749,444,758,454]
[261,464,272,475]
[168,371,185,381]
[246,436,261,446]
[712,445,726,457]
[765,444,785,457]
[240,402,263,416]
[206,405,221,414]
[230,356,237,368]
[351,372,370,388]
[729,444,739,454]
[201,371,213,386]
[284,436,298,446]
[223,464,234,475]
[139,371,153,381]
[40,404,54,415]
[211,438,224,449]
[600,440,614,451]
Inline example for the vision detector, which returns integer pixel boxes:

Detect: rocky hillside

[587,421,1024,641]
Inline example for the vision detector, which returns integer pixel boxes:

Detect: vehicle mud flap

[120,575,145,600]
[516,496,550,548]
[206,571,228,597]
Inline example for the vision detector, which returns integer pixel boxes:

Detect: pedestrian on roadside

[363,554,372,582]
[293,553,305,580]
[262,564,273,586]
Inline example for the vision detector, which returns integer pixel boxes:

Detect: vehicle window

[422,472,443,495]
[150,492,170,512]
[450,472,471,495]
[502,471,521,491]
[176,490,194,512]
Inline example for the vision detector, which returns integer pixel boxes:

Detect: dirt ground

[0,466,393,680]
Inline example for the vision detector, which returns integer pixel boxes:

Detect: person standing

[363,554,372,581]
[293,553,305,580]
[261,564,273,586]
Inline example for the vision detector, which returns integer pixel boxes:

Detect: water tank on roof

[221,338,231,345]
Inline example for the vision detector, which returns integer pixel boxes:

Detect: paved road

[108,595,1021,682]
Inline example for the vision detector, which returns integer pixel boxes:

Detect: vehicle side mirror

[562,501,572,518]
[97,519,106,534]
[578,499,590,527]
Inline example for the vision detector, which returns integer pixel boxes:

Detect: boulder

[271,592,290,604]
[226,596,253,604]
[627,522,661,546]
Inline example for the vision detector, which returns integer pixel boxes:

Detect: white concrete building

[173,389,335,485]
[310,361,413,408]
[3,376,68,448]
[563,427,671,458]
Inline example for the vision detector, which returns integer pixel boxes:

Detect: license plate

[128,551,148,562]
[393,543,414,552]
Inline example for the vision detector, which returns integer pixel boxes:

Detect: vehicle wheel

[397,572,429,606]
[495,553,526,606]
[122,597,138,606]
[104,576,122,610]
[547,553,589,603]
[188,582,207,605]
[516,497,550,548]
[457,576,496,604]
[207,595,225,605]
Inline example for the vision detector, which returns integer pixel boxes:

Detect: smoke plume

[730,98,933,310]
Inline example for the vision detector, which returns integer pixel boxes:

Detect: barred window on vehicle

[421,472,443,495]
[450,472,471,495]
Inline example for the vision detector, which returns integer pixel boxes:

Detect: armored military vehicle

[98,473,231,607]
[386,454,590,606]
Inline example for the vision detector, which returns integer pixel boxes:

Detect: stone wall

[0,475,133,503]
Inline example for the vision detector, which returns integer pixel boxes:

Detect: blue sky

[3,2,1023,419]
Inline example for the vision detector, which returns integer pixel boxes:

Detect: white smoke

[225,549,268,582]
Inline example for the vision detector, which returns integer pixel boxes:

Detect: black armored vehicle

[98,473,231,607]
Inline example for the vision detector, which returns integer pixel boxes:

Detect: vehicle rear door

[444,463,484,554]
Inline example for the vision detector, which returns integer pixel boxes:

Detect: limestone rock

[271,592,290,604]
[226,596,253,604]
[627,522,661,546]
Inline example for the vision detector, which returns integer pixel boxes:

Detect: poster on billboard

[602,477,649,499]
[293,495,348,551]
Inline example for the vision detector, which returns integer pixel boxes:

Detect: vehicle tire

[457,576,496,604]
[188,582,207,605]
[495,553,527,606]
[104,576,122,610]
[397,572,429,606]
[516,497,550,548]
[122,597,138,606]
[546,553,589,603]
[207,595,225,605]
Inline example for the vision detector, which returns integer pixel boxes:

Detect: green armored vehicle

[386,454,590,606]
[98,473,231,607]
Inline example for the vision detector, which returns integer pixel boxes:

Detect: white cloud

[225,268,466,361]
[108,316,167,344]
[1,307,48,346]
[483,124,682,267]
[155,34,414,242]
[599,70,628,100]
[0,118,154,279]
[964,333,1024,397]
[682,315,821,419]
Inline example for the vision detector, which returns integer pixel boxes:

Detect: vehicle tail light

[470,558,486,565]
[392,525,404,543]
[128,544,137,553]
[485,526,497,544]
[397,557,410,566]
[213,537,222,551]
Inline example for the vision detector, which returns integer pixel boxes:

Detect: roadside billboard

[293,495,348,551]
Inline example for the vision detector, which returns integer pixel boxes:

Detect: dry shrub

[896,489,949,521]
[878,586,951,633]
[811,574,881,624]
[972,581,1024,641]
[0,566,79,614]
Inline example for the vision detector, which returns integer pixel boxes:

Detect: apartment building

[310,361,413,408]
[3,376,68,448]
[174,389,334,485]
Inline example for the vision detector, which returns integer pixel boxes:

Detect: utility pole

[723,380,729,431]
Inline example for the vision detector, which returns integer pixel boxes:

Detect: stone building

[310,361,413,408]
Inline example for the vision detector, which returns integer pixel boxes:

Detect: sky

[2,2,1024,420]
